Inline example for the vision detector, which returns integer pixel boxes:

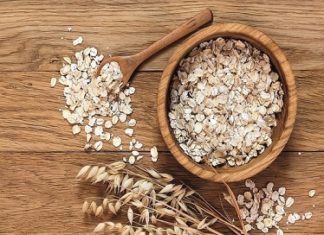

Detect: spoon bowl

[97,55,139,87]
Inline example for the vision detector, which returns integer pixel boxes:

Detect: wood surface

[1,0,324,234]
[157,23,297,182]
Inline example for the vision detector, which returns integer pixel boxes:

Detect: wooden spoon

[96,9,213,86]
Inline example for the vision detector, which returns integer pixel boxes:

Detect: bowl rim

[157,23,297,182]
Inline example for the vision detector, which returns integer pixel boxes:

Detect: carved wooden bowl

[157,23,297,182]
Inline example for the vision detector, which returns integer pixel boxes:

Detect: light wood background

[0,0,323,234]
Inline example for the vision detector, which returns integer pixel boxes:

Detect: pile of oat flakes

[51,36,158,164]
[239,179,315,234]
[169,37,284,168]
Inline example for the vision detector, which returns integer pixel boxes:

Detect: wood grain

[1,0,324,233]
[0,152,323,233]
[0,71,322,152]
[0,1,324,72]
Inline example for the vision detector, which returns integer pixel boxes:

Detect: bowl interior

[158,23,296,182]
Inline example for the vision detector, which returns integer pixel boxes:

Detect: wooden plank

[0,0,324,72]
[0,1,323,234]
[0,151,322,233]
[0,71,323,152]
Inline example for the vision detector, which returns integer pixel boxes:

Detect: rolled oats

[128,155,135,165]
[125,128,134,137]
[63,56,71,64]
[105,121,113,129]
[50,78,57,87]
[94,141,103,151]
[53,46,142,153]
[86,133,91,142]
[72,125,81,135]
[285,197,294,208]
[239,179,291,234]
[53,42,168,164]
[239,179,315,234]
[304,212,313,219]
[276,229,284,235]
[128,119,137,127]
[112,136,122,147]
[169,37,284,167]
[73,36,83,46]
[308,190,316,198]
[94,126,103,136]
[150,146,159,158]
[85,125,92,134]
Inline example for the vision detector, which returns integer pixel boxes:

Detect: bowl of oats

[157,23,297,182]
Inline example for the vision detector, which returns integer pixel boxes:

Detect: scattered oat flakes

[119,113,127,123]
[151,157,158,162]
[63,56,71,64]
[128,119,137,127]
[72,125,81,135]
[100,133,111,141]
[278,187,286,196]
[86,133,91,142]
[112,116,119,125]
[89,118,96,127]
[244,224,253,232]
[287,213,296,224]
[54,45,152,164]
[73,36,83,46]
[304,212,312,219]
[85,125,92,134]
[56,47,137,153]
[150,146,158,158]
[128,155,135,165]
[277,229,284,235]
[94,141,103,151]
[94,126,103,136]
[96,118,105,126]
[95,126,103,136]
[308,190,316,198]
[134,141,143,149]
[50,77,57,87]
[286,197,294,208]
[105,121,113,129]
[150,146,158,162]
[62,109,70,119]
[84,143,91,150]
[239,179,294,234]
[125,128,134,137]
[112,136,122,147]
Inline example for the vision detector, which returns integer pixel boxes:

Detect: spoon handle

[135,8,213,64]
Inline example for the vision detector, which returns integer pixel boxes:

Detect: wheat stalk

[77,161,245,234]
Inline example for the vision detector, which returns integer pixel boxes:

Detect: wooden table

[0,1,323,234]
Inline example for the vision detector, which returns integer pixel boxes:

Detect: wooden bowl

[157,23,297,182]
